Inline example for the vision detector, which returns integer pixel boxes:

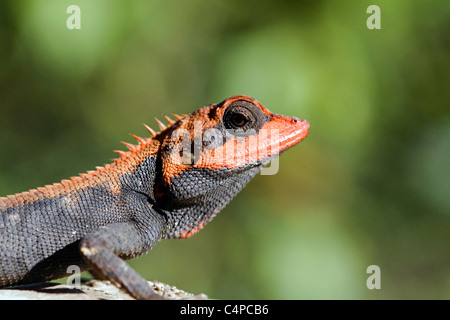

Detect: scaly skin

[0,95,309,299]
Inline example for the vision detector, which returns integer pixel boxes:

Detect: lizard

[0,95,309,299]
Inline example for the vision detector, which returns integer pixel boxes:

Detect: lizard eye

[229,113,248,128]
[223,101,265,135]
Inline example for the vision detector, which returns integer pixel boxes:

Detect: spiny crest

[131,134,146,145]
[173,113,183,121]
[121,141,136,151]
[144,124,156,137]
[113,113,187,160]
[164,115,175,125]
[59,113,190,199]
[114,150,128,157]
[155,118,167,131]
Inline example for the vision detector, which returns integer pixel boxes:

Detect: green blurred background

[0,0,449,299]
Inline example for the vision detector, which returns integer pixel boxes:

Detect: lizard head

[154,95,309,238]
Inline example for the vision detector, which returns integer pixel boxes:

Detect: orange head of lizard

[155,95,309,238]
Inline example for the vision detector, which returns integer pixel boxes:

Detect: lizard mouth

[279,118,309,153]
[254,116,309,167]
[275,116,310,151]
[251,115,309,159]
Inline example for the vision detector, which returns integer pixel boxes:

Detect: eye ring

[222,100,268,136]
[223,105,253,131]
